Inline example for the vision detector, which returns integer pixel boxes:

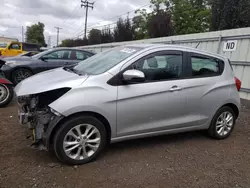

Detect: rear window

[191,54,224,77]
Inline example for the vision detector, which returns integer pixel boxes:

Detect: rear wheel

[53,115,107,165]
[0,84,14,107]
[208,106,236,139]
[12,68,33,85]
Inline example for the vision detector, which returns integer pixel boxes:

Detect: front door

[43,49,74,70]
[117,50,189,137]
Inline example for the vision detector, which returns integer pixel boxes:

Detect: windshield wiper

[63,67,85,76]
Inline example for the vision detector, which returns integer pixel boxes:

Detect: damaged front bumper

[17,96,64,151]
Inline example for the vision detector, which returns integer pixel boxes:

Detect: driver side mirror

[40,56,49,61]
[122,70,145,83]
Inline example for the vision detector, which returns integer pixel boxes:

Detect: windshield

[73,46,142,75]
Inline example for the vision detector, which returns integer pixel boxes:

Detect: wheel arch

[48,111,112,150]
[221,103,240,119]
[10,66,34,84]
[11,66,34,74]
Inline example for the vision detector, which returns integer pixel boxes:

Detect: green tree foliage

[132,14,149,40]
[113,18,134,42]
[171,0,211,35]
[149,1,174,37]
[26,22,47,47]
[101,27,114,43]
[88,29,102,45]
[60,0,250,47]
[211,0,250,30]
[59,38,88,47]
[60,39,75,47]
[135,0,174,38]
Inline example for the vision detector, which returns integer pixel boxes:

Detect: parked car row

[13,44,241,165]
[0,47,94,85]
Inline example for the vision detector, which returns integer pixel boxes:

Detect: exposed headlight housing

[37,88,71,108]
[50,108,62,116]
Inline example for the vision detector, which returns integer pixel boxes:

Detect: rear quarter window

[190,53,224,78]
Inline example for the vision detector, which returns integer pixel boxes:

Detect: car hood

[15,68,88,96]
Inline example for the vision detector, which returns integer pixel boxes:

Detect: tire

[208,106,236,139]
[0,84,14,107]
[53,115,107,165]
[11,68,33,85]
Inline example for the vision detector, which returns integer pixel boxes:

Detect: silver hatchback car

[15,44,241,165]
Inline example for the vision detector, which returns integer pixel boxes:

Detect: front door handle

[169,85,182,92]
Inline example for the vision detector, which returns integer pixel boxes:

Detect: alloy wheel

[63,124,101,160]
[216,111,234,136]
[14,69,32,84]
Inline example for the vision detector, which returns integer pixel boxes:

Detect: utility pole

[22,26,24,42]
[54,27,62,46]
[81,0,94,39]
[47,36,51,48]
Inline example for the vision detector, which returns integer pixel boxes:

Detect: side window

[9,43,21,50]
[132,52,183,82]
[74,51,92,60]
[75,51,86,60]
[191,56,221,77]
[45,50,72,60]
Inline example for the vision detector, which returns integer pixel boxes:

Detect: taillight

[234,77,241,91]
[0,78,12,85]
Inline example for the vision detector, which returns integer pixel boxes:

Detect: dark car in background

[1,47,94,84]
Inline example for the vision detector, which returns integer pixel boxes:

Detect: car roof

[125,44,226,60]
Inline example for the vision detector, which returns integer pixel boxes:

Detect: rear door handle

[169,86,182,92]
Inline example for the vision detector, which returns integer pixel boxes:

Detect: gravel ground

[0,101,250,188]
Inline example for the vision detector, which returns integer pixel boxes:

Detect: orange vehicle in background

[0,42,40,57]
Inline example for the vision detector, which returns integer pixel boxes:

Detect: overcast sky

[1,0,151,47]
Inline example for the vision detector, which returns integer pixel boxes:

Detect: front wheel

[0,84,14,107]
[12,68,33,85]
[208,106,236,139]
[53,115,107,165]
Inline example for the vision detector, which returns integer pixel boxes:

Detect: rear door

[184,52,226,127]
[69,50,93,66]
[116,50,190,137]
